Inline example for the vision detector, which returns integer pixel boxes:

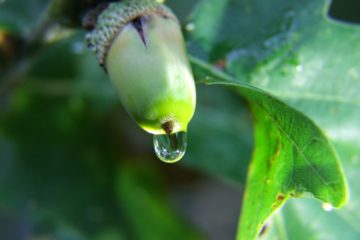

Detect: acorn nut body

[86,0,196,135]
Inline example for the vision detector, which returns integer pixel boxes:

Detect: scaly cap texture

[86,0,177,66]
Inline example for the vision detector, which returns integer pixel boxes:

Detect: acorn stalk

[86,0,196,136]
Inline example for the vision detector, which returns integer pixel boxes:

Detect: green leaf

[220,9,360,237]
[188,0,360,239]
[265,198,360,240]
[0,87,126,238]
[263,143,360,240]
[115,164,202,240]
[187,0,230,50]
[0,0,48,32]
[190,56,348,240]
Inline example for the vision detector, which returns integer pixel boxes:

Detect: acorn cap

[85,0,177,67]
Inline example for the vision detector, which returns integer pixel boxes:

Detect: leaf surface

[190,57,348,239]
[188,0,360,238]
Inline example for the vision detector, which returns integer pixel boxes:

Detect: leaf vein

[254,102,336,192]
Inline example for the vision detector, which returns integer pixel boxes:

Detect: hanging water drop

[153,131,187,163]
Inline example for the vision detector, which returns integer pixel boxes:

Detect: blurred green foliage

[1,0,360,240]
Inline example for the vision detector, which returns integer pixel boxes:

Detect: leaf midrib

[191,56,340,202]
[252,99,338,197]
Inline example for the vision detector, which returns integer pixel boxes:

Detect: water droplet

[185,23,196,32]
[153,131,187,163]
[72,41,84,54]
[322,203,334,212]
[296,65,303,72]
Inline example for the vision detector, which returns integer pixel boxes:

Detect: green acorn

[86,0,196,162]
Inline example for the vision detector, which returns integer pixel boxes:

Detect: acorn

[86,0,196,162]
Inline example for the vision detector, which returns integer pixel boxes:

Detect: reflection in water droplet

[322,203,334,212]
[153,131,187,163]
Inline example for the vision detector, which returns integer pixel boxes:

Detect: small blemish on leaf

[270,139,281,163]
[214,59,227,70]
[259,224,268,236]
[277,194,285,201]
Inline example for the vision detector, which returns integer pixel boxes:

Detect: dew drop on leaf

[296,65,303,72]
[185,22,196,32]
[322,202,334,212]
[153,131,187,163]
